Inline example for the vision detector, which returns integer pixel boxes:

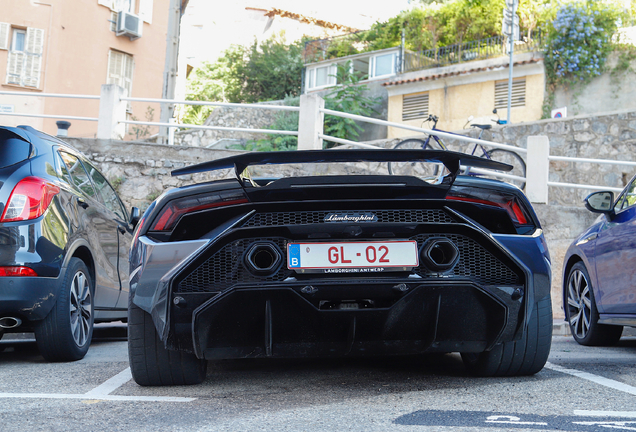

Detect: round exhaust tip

[244,242,283,276]
[420,238,460,272]
[0,317,22,329]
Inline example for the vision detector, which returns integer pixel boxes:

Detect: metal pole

[506,0,517,125]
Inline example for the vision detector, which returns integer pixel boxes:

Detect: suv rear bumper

[0,271,65,321]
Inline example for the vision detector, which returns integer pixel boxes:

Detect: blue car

[563,179,636,345]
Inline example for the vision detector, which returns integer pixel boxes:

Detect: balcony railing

[304,30,543,73]
[403,33,543,73]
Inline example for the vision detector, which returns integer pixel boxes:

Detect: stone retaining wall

[173,100,290,148]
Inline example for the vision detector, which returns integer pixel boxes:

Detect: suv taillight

[0,177,60,223]
[0,266,38,277]
[150,190,248,232]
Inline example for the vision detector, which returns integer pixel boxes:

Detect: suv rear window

[0,137,31,168]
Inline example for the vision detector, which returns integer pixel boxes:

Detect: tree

[181,34,304,124]
[323,62,381,146]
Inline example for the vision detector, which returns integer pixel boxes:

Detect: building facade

[0,0,174,139]
[384,52,545,137]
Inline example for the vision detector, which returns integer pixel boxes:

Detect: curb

[553,320,571,336]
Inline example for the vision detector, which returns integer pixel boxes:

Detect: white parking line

[575,411,636,418]
[0,393,196,402]
[84,367,133,396]
[545,362,636,396]
[0,367,196,403]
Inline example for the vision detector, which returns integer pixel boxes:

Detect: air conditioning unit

[116,11,142,40]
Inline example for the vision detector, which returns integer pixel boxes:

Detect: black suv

[0,125,139,361]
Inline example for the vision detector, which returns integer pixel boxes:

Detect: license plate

[287,241,418,273]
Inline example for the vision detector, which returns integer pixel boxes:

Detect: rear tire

[128,294,207,386]
[461,296,552,377]
[35,258,94,362]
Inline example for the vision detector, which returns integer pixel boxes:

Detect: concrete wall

[553,52,636,117]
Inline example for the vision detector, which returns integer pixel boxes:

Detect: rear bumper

[0,271,65,321]
[187,281,522,359]
[131,223,550,360]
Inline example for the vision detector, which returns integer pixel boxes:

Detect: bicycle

[387,114,526,189]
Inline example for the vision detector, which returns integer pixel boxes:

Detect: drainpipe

[159,0,182,144]
[34,2,53,90]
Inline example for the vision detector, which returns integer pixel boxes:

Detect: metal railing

[2,85,635,202]
[403,33,543,73]
[0,91,99,122]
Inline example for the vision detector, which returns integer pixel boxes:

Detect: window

[402,93,429,121]
[5,27,44,88]
[616,179,636,212]
[370,52,396,78]
[98,0,136,12]
[495,78,526,110]
[107,50,134,98]
[59,152,96,199]
[11,29,25,52]
[306,64,336,90]
[84,161,127,220]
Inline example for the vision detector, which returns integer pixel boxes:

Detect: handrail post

[97,84,127,140]
[298,94,324,150]
[526,135,550,204]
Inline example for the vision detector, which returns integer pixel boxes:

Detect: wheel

[484,149,527,190]
[128,293,207,386]
[35,258,94,362]
[565,262,623,346]
[461,296,552,377]
[388,139,443,180]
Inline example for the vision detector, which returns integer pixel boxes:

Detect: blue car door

[594,179,636,314]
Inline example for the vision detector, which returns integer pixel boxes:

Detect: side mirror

[585,191,614,214]
[492,108,498,114]
[129,207,140,228]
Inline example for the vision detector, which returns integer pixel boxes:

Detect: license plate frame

[287,240,418,273]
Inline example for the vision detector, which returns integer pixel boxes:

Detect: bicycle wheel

[484,149,526,189]
[388,139,443,180]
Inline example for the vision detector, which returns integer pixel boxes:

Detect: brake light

[0,266,38,277]
[446,187,530,225]
[0,177,60,222]
[150,190,248,231]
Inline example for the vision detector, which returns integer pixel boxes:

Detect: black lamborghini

[127,149,552,386]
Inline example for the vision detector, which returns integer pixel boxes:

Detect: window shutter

[107,50,123,84]
[6,52,23,84]
[107,49,134,100]
[495,78,526,109]
[402,93,429,121]
[0,23,9,50]
[139,0,153,24]
[22,28,44,88]
[98,0,115,10]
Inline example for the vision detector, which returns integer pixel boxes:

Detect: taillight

[446,186,531,226]
[0,177,60,222]
[0,266,38,277]
[150,190,248,232]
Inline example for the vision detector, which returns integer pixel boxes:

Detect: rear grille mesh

[177,237,293,293]
[413,234,519,285]
[176,233,520,293]
[242,209,454,227]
